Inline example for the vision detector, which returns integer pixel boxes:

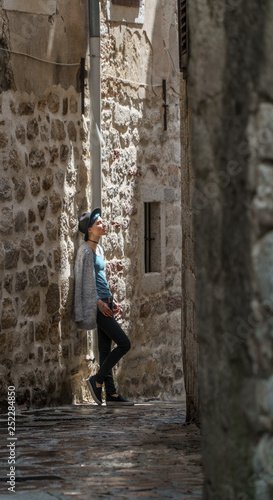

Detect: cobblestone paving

[0,401,203,499]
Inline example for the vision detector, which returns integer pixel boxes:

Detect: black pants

[95,309,131,395]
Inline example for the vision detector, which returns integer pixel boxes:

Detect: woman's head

[87,215,107,240]
[78,208,104,241]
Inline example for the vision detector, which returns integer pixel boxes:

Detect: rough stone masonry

[188,0,273,498]
[0,0,183,410]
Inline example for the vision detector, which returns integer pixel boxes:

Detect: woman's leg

[95,311,131,393]
[97,323,117,396]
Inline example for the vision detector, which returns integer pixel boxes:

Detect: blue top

[92,246,112,300]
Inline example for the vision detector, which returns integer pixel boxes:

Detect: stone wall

[189,0,273,498]
[98,0,183,400]
[0,86,92,411]
[0,0,183,410]
[0,0,91,411]
[180,73,199,423]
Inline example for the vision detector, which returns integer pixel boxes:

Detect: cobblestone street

[0,401,203,499]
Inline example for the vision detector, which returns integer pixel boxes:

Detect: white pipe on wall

[89,0,101,209]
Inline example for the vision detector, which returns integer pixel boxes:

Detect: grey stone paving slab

[0,401,203,499]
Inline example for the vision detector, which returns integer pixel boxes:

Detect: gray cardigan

[74,242,98,330]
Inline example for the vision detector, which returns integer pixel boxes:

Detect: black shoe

[86,375,102,405]
[106,394,134,406]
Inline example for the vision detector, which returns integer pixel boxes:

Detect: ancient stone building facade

[0,0,182,410]
[185,0,273,498]
[99,0,182,400]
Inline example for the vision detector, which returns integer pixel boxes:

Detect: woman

[74,208,133,406]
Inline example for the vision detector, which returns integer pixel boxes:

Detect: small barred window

[178,0,189,74]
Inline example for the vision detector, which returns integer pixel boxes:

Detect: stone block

[35,321,49,342]
[40,124,49,142]
[0,178,12,201]
[37,196,48,220]
[0,132,8,148]
[55,171,65,188]
[34,232,44,246]
[164,188,175,203]
[46,220,57,240]
[13,330,21,348]
[0,207,13,235]
[1,298,17,329]
[168,165,179,187]
[46,283,60,314]
[47,92,60,113]
[20,239,34,264]
[15,271,28,292]
[29,149,45,169]
[28,209,36,223]
[36,250,45,263]
[168,310,181,334]
[4,242,19,269]
[114,103,130,127]
[14,210,27,232]
[70,97,78,113]
[124,201,138,216]
[154,300,167,315]
[140,300,151,318]
[166,295,182,312]
[27,118,39,140]
[49,146,59,164]
[50,324,60,344]
[42,169,53,191]
[8,149,21,172]
[21,292,40,316]
[166,226,182,249]
[37,97,46,111]
[18,102,34,115]
[49,191,62,213]
[29,265,49,287]
[29,174,40,196]
[12,178,26,203]
[4,274,13,294]
[51,119,66,141]
[15,124,26,144]
[10,101,16,114]
[141,273,165,294]
[60,144,69,162]
[68,121,77,141]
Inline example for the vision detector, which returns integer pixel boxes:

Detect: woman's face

[89,216,107,237]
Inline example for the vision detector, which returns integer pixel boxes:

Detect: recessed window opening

[144,202,161,273]
[112,0,140,6]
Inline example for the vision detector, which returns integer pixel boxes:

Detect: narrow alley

[0,400,202,499]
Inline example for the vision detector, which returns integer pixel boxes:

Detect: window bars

[178,0,189,76]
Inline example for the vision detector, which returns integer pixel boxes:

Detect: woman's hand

[113,300,119,315]
[97,299,113,317]
[113,300,123,318]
